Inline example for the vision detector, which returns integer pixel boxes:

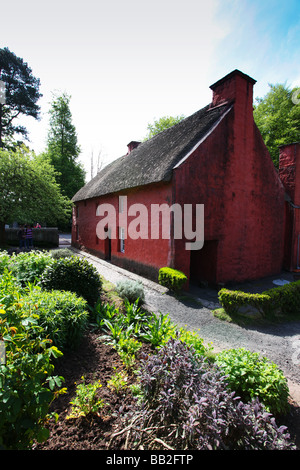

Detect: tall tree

[0,146,71,244]
[46,92,85,199]
[144,114,185,140]
[253,83,300,168]
[0,47,42,148]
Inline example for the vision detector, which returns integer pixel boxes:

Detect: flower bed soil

[33,327,141,451]
[32,292,300,451]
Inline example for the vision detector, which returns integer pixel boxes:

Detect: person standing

[25,224,33,250]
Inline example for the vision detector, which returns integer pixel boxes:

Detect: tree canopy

[144,114,185,140]
[0,47,42,148]
[0,146,71,243]
[253,83,300,167]
[45,92,85,199]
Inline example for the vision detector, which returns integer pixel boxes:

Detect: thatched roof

[72,101,231,202]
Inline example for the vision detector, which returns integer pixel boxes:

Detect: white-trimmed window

[119,227,125,253]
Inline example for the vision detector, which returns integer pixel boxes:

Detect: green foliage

[253,83,300,167]
[218,280,300,319]
[218,288,269,316]
[45,92,85,199]
[116,279,145,304]
[216,348,290,415]
[115,335,142,370]
[40,256,103,307]
[264,281,300,316]
[0,147,71,230]
[139,312,176,348]
[107,368,128,394]
[144,114,185,140]
[158,267,187,293]
[66,377,105,419]
[0,47,42,148]
[123,338,295,450]
[50,248,74,259]
[0,285,65,450]
[177,326,213,357]
[22,287,89,351]
[0,250,10,274]
[8,251,54,286]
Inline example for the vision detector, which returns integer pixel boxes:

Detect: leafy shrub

[218,288,270,317]
[8,251,54,286]
[40,256,102,307]
[50,248,74,259]
[264,281,300,316]
[121,338,295,450]
[22,287,89,351]
[158,267,187,293]
[177,327,213,357]
[0,296,65,450]
[218,280,300,319]
[215,347,289,415]
[0,250,10,274]
[116,279,145,304]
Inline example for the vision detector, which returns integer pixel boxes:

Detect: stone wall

[5,228,59,247]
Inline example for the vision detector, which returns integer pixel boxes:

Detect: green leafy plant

[0,298,65,450]
[140,312,176,347]
[22,286,89,351]
[158,267,187,293]
[66,376,106,419]
[216,347,290,415]
[0,250,10,274]
[115,335,142,369]
[40,256,103,307]
[107,368,128,394]
[92,300,119,327]
[116,279,145,305]
[8,251,54,286]
[177,326,213,357]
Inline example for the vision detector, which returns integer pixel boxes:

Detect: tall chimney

[127,141,141,154]
[209,69,256,109]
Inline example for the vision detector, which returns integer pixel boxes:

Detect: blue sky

[1,0,300,180]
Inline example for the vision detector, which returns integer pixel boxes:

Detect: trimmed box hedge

[158,267,187,292]
[218,279,300,319]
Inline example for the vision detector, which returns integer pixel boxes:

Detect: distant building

[72,70,300,287]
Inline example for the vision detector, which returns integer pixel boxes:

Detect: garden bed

[33,327,141,450]
[33,325,300,451]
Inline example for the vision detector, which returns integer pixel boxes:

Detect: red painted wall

[173,72,285,284]
[72,182,173,280]
[279,143,300,271]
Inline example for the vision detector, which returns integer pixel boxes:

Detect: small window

[76,205,79,218]
[119,195,126,213]
[119,227,125,253]
[76,225,79,241]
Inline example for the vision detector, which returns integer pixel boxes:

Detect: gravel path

[71,248,300,405]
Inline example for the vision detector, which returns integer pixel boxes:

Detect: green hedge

[40,256,103,307]
[218,279,300,319]
[158,267,187,292]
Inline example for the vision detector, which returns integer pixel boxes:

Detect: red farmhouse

[72,70,300,287]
